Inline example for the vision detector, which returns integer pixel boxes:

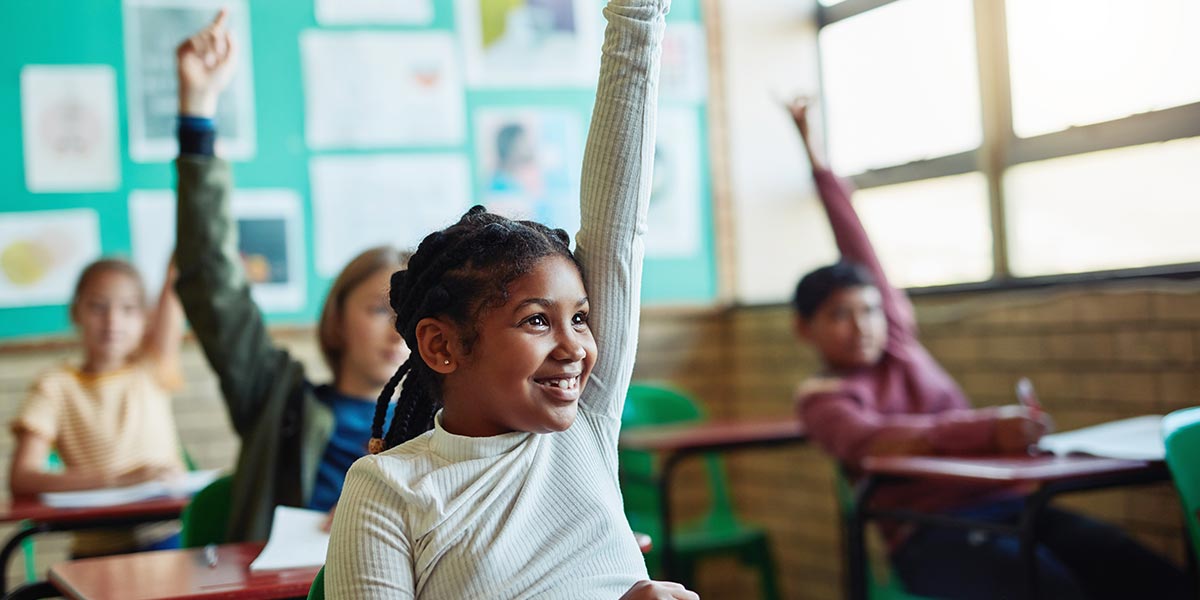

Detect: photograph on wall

[309,154,472,276]
[20,66,120,193]
[660,22,709,104]
[123,0,256,162]
[129,189,305,311]
[474,107,583,235]
[315,0,434,25]
[456,0,600,88]
[0,209,101,308]
[301,31,465,149]
[646,108,703,258]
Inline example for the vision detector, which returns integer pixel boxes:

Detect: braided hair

[369,205,581,453]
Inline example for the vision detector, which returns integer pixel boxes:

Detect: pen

[204,543,218,568]
[1016,377,1042,417]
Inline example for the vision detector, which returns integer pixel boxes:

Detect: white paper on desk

[249,506,331,572]
[1037,415,1165,461]
[40,469,222,508]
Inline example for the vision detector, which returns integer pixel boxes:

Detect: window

[817,0,1200,286]
[819,0,981,174]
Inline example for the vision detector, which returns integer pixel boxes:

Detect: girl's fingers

[212,8,228,29]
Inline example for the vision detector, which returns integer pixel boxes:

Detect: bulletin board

[0,0,717,341]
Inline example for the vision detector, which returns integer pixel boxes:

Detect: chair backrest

[180,475,234,548]
[1162,407,1200,574]
[307,566,325,600]
[618,382,738,540]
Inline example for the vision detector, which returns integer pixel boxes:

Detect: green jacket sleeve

[173,155,303,438]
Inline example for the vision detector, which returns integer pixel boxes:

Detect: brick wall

[2,281,1197,597]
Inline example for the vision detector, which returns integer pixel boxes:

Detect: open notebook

[1037,415,1165,461]
[249,505,331,572]
[40,469,222,508]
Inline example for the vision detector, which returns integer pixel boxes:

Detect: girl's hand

[176,9,237,118]
[619,580,700,600]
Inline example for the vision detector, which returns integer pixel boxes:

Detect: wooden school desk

[618,419,807,579]
[846,454,1171,600]
[47,542,318,600]
[0,495,190,593]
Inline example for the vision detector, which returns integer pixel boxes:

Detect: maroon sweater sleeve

[799,390,999,466]
[812,168,916,344]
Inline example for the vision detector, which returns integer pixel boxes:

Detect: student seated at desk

[324,1,695,598]
[9,258,187,557]
[172,12,406,541]
[785,98,1190,600]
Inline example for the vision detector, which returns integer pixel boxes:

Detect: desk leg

[846,477,877,600]
[658,452,683,583]
[0,525,46,595]
[1018,488,1054,600]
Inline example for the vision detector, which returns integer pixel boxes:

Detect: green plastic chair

[619,382,780,599]
[179,474,234,548]
[308,565,325,600]
[1162,407,1200,593]
[833,468,931,600]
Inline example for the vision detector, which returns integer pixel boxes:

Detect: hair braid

[368,358,412,454]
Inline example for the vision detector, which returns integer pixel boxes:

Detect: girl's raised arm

[141,259,185,389]
[574,0,668,420]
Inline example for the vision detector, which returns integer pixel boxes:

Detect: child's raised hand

[176,9,237,118]
[784,96,814,140]
[619,580,700,600]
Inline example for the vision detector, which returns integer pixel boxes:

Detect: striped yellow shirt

[11,360,185,556]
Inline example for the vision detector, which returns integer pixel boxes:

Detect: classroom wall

[3,282,1197,597]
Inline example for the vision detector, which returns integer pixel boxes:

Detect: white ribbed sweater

[324,2,667,598]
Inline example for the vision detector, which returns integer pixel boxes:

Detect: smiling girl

[324,1,693,598]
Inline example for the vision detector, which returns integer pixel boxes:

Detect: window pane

[819,0,982,174]
[855,172,993,287]
[1007,0,1200,138]
[1006,137,1200,276]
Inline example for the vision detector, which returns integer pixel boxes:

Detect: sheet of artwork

[123,0,256,161]
[129,189,306,311]
[301,31,465,149]
[309,154,472,276]
[646,108,702,258]
[0,209,101,308]
[660,23,708,103]
[20,66,121,193]
[315,0,433,24]
[456,0,600,87]
[474,107,583,237]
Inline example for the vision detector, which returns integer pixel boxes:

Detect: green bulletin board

[0,0,716,341]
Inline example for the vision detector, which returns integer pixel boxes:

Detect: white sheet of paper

[456,0,600,88]
[123,0,256,161]
[249,506,331,571]
[646,108,702,258]
[129,189,307,311]
[660,23,709,103]
[41,469,222,509]
[21,65,120,192]
[1037,415,1165,461]
[315,0,433,24]
[309,154,472,276]
[0,209,101,308]
[301,31,465,149]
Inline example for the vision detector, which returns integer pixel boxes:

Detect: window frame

[816,0,1200,291]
